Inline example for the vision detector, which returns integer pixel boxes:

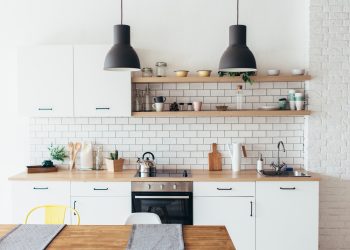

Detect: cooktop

[134,169,191,178]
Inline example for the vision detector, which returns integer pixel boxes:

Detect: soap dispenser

[257,153,263,172]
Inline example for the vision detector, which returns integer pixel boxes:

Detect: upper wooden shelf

[132,110,311,117]
[132,75,312,84]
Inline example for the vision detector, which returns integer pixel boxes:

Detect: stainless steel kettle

[139,152,156,173]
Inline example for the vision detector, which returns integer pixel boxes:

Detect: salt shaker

[187,103,193,111]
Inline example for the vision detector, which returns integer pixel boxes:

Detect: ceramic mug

[154,96,166,103]
[295,101,304,111]
[289,101,296,110]
[193,101,202,111]
[294,93,304,101]
[152,103,164,112]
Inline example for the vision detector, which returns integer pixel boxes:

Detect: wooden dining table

[0,224,235,250]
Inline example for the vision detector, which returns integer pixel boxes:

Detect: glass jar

[155,62,167,77]
[141,67,153,77]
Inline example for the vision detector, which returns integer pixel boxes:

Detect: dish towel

[126,224,185,250]
[0,224,66,250]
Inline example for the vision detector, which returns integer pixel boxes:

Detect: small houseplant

[218,71,255,85]
[105,150,124,172]
[42,144,67,167]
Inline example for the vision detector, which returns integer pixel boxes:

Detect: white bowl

[291,69,305,75]
[267,69,280,76]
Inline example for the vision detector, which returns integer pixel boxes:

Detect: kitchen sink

[260,169,311,177]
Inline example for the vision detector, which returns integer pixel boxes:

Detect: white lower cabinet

[256,181,319,250]
[12,181,70,224]
[70,196,131,225]
[70,182,131,225]
[193,182,255,250]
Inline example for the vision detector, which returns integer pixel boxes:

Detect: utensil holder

[105,158,124,172]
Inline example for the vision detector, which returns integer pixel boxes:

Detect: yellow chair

[25,205,80,225]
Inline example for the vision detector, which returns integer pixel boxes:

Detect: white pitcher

[227,143,242,172]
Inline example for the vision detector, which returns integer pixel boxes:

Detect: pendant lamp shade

[104,25,140,71]
[219,0,256,73]
[219,25,256,72]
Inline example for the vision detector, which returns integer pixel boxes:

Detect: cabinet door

[256,181,319,250]
[71,196,131,225]
[12,181,70,224]
[18,46,74,117]
[74,45,131,117]
[194,197,255,250]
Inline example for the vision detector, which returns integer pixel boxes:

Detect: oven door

[132,192,193,225]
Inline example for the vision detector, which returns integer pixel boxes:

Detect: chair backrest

[25,205,80,225]
[125,212,162,225]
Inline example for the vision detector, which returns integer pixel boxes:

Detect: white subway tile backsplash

[30,81,305,170]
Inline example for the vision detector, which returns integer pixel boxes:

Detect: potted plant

[218,71,255,85]
[42,144,67,168]
[105,150,124,172]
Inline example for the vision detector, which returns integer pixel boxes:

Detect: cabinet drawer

[12,181,70,197]
[71,182,131,197]
[257,181,319,194]
[194,182,255,197]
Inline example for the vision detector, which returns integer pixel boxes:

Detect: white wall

[0,0,308,223]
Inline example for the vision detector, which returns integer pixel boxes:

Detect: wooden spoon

[72,143,82,169]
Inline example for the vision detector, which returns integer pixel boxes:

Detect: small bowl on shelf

[197,70,212,77]
[175,70,189,77]
[291,69,305,75]
[267,69,280,76]
[216,105,228,111]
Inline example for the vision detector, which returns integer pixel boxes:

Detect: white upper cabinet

[73,45,131,117]
[18,46,74,117]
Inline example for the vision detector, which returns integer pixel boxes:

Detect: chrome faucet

[271,141,286,172]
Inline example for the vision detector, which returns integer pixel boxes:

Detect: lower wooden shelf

[132,110,311,117]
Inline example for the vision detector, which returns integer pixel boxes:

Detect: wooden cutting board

[208,143,222,171]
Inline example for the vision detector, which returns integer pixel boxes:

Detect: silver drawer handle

[38,108,52,111]
[280,187,296,190]
[96,107,110,110]
[93,188,109,191]
[217,188,232,191]
[135,196,190,199]
[33,187,48,190]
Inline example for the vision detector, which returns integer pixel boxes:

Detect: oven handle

[134,196,190,199]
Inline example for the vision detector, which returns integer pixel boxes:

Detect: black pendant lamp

[104,0,140,71]
[219,0,256,72]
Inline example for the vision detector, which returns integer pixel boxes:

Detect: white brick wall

[30,81,306,170]
[309,0,350,249]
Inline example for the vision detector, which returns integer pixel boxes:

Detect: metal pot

[139,152,156,173]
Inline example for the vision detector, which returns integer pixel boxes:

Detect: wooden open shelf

[132,75,311,84]
[132,110,311,117]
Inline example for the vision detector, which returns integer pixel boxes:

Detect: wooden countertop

[9,169,321,182]
[0,225,235,250]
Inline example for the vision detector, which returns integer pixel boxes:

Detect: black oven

[131,182,193,225]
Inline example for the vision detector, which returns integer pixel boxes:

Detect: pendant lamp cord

[120,0,123,25]
[236,0,239,25]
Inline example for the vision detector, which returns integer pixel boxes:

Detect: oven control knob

[173,184,177,190]
[160,184,164,190]
[147,184,151,190]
